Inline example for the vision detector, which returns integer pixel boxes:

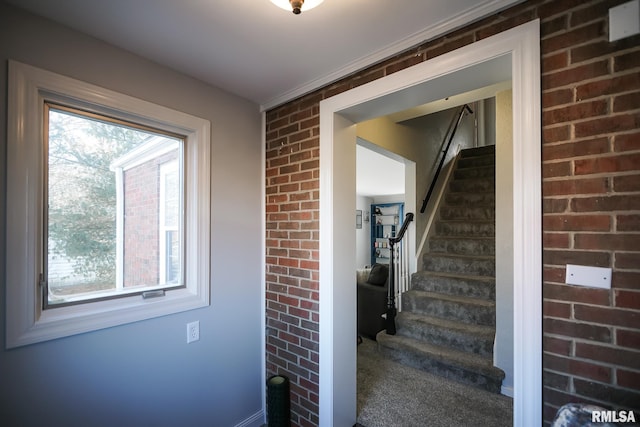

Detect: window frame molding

[158,158,181,285]
[6,60,211,348]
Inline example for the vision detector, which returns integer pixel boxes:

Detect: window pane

[163,164,179,228]
[160,161,180,284]
[46,106,183,306]
[166,230,180,283]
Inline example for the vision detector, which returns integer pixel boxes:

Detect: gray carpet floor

[357,337,513,427]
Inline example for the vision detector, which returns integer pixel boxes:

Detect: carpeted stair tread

[404,289,495,308]
[397,311,495,338]
[423,253,495,277]
[377,332,505,393]
[429,236,495,256]
[445,192,495,206]
[439,205,495,220]
[449,177,495,193]
[454,165,495,180]
[377,332,499,375]
[435,220,495,237]
[411,270,496,300]
[356,337,513,426]
[402,290,496,326]
[396,311,495,356]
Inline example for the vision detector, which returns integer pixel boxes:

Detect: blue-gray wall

[0,3,264,426]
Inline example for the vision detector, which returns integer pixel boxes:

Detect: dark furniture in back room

[357,263,389,339]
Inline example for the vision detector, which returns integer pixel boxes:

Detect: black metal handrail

[419,104,473,213]
[386,212,414,335]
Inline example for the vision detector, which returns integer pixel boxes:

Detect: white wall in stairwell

[398,105,483,247]
[355,122,421,274]
[356,195,374,268]
[495,88,515,396]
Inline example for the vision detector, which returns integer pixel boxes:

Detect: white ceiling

[6,0,522,109]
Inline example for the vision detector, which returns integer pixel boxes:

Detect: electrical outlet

[187,321,199,343]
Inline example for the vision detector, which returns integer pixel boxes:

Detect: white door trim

[319,20,541,426]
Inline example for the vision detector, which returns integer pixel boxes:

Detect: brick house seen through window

[111,136,182,291]
[45,104,184,306]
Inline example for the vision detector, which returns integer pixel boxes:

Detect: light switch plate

[609,0,640,41]
[566,264,612,289]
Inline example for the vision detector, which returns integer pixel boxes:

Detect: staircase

[377,145,505,394]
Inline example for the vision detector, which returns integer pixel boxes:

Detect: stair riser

[423,255,495,277]
[396,318,494,356]
[457,155,495,168]
[454,166,495,180]
[378,341,502,393]
[450,178,495,193]
[439,206,495,220]
[460,146,495,158]
[445,192,495,206]
[403,294,496,326]
[411,273,495,300]
[429,238,495,256]
[435,222,495,237]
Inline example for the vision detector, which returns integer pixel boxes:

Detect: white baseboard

[234,410,265,427]
[501,385,514,398]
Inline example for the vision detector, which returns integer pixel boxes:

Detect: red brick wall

[123,151,177,286]
[265,1,640,425]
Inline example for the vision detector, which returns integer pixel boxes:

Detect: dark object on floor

[551,403,617,427]
[357,264,389,339]
[267,374,290,427]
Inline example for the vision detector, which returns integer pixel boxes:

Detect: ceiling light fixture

[270,0,324,15]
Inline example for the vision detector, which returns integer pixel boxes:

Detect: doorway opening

[318,20,541,426]
[355,140,411,269]
[355,99,513,424]
[354,139,412,347]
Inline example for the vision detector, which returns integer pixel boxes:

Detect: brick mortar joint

[544,330,640,349]
[544,366,640,390]
[542,73,640,94]
[542,95,639,112]
[543,369,640,395]
[271,294,320,306]
[543,173,634,183]
[553,110,640,126]
[542,213,616,217]
[544,300,640,315]
[540,135,616,146]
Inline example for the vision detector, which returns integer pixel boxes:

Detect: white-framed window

[6,61,211,348]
